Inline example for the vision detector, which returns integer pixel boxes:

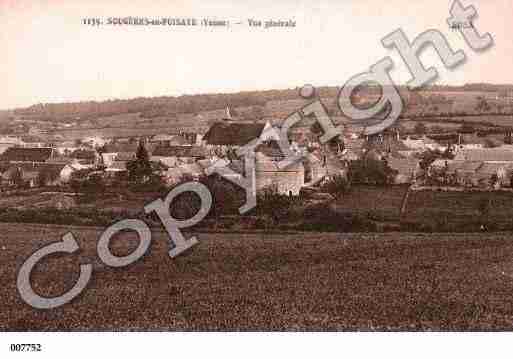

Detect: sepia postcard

[1,0,513,356]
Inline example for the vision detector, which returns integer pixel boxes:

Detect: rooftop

[203,122,266,146]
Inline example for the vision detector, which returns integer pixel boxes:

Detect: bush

[348,157,397,185]
[0,207,120,227]
[298,204,377,232]
[254,185,296,224]
[320,174,350,199]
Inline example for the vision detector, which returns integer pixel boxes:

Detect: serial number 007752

[10,344,42,352]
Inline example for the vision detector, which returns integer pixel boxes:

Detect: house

[151,146,208,167]
[256,141,325,187]
[0,163,76,188]
[202,120,272,149]
[162,162,205,185]
[150,134,189,146]
[0,147,56,163]
[101,143,156,167]
[1,166,38,187]
[101,143,139,167]
[105,161,128,177]
[20,135,47,148]
[83,136,108,148]
[55,141,82,156]
[209,150,305,196]
[114,152,136,162]
[69,149,99,166]
[254,152,305,195]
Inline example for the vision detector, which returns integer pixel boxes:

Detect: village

[2,99,513,222]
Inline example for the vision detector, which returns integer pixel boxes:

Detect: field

[3,223,513,330]
[333,185,513,230]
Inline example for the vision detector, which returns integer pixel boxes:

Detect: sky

[0,0,512,109]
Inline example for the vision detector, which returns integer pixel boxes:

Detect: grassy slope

[334,185,513,227]
[2,223,513,330]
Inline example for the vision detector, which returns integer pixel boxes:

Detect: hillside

[2,84,513,138]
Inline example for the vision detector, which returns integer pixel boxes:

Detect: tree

[126,141,153,184]
[490,173,499,188]
[320,174,350,199]
[69,171,106,203]
[10,167,24,188]
[200,174,242,229]
[348,157,397,185]
[37,167,60,187]
[255,185,294,229]
[413,122,427,134]
[327,135,344,153]
[477,198,492,224]
[419,147,454,171]
[475,97,492,113]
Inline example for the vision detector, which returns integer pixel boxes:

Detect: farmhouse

[254,152,305,195]
[256,141,327,187]
[150,134,189,146]
[101,143,156,167]
[0,163,76,188]
[55,141,82,156]
[101,143,140,167]
[202,120,273,148]
[162,162,205,185]
[213,149,305,196]
[0,147,56,164]
[69,149,99,166]
[151,146,208,167]
[104,161,128,176]
[83,136,108,148]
